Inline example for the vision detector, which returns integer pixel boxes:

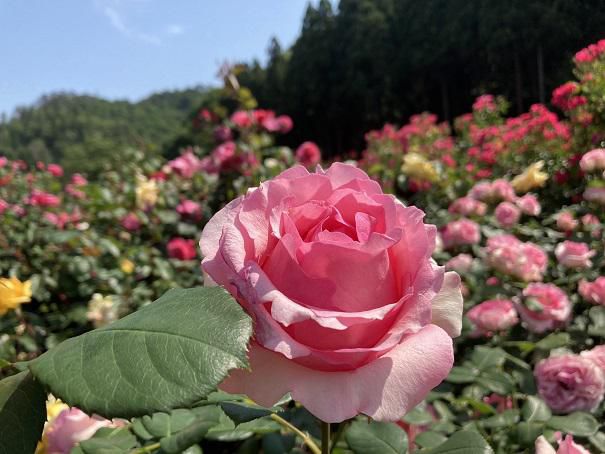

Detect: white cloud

[95,0,164,45]
[166,24,184,36]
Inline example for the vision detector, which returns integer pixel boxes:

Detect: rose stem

[270,413,321,454]
[321,421,331,454]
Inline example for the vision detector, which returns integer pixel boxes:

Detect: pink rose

[468,181,492,201]
[47,163,64,178]
[276,115,293,133]
[295,141,321,167]
[491,179,516,201]
[445,253,474,273]
[0,156,7,168]
[483,394,513,413]
[45,408,112,454]
[44,212,80,229]
[485,234,547,282]
[556,211,579,232]
[66,184,86,199]
[580,148,605,172]
[167,237,197,261]
[71,173,87,186]
[581,213,602,238]
[495,201,521,228]
[581,345,605,375]
[535,433,591,454]
[201,163,463,423]
[168,151,202,179]
[579,277,605,305]
[448,197,487,217]
[466,299,518,337]
[535,354,605,413]
[176,199,203,221]
[121,213,141,231]
[584,187,605,204]
[27,190,61,207]
[0,198,8,215]
[230,110,253,129]
[214,125,233,142]
[515,194,541,216]
[555,241,595,269]
[441,219,481,249]
[518,283,571,333]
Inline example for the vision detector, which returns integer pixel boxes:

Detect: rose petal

[431,271,463,337]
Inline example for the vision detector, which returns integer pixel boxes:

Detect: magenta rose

[441,219,481,249]
[45,408,112,454]
[295,141,321,167]
[580,148,605,172]
[535,354,605,413]
[579,277,605,305]
[167,237,197,261]
[201,164,463,423]
[518,283,571,333]
[466,299,518,337]
[230,110,253,129]
[494,201,521,228]
[448,197,487,217]
[485,234,547,282]
[120,213,141,231]
[515,193,541,216]
[555,241,595,269]
[556,211,579,232]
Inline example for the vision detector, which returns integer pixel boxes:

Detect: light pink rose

[0,156,7,168]
[441,219,481,249]
[584,187,605,204]
[491,179,516,201]
[466,299,518,337]
[445,253,474,273]
[535,354,605,413]
[535,433,591,454]
[295,141,321,167]
[515,193,541,216]
[556,211,579,232]
[71,173,87,186]
[581,214,602,238]
[580,148,605,172]
[579,277,605,305]
[168,151,203,179]
[485,234,547,282]
[65,184,86,199]
[45,408,112,454]
[495,201,521,228]
[518,283,571,333]
[201,163,463,423]
[176,199,203,221]
[448,197,487,217]
[555,241,595,269]
[468,181,492,201]
[581,345,605,375]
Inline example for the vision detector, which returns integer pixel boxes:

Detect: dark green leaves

[546,412,600,437]
[0,371,47,454]
[345,420,408,454]
[423,430,494,454]
[29,287,252,418]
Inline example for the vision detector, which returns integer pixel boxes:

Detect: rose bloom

[230,110,253,129]
[445,253,474,273]
[0,198,8,215]
[518,283,571,333]
[535,354,605,413]
[45,407,112,454]
[466,299,518,337]
[201,163,463,422]
[468,181,492,201]
[167,237,197,261]
[579,277,605,305]
[491,179,516,201]
[494,201,521,228]
[441,219,481,249]
[47,163,64,178]
[485,234,547,282]
[71,173,87,186]
[580,148,605,172]
[584,187,605,205]
[581,345,605,376]
[120,213,141,231]
[168,151,202,179]
[27,190,61,207]
[176,199,203,221]
[581,213,602,238]
[515,193,541,216]
[0,277,32,315]
[295,141,321,167]
[556,211,578,232]
[448,197,487,217]
[511,161,548,193]
[535,433,591,454]
[554,241,595,269]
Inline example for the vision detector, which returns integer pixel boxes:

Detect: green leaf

[414,431,448,449]
[588,432,605,452]
[79,427,137,454]
[29,287,253,418]
[160,406,224,454]
[479,409,519,429]
[546,412,599,436]
[423,430,493,454]
[0,371,47,454]
[345,420,408,454]
[220,401,274,424]
[470,347,506,371]
[403,406,434,425]
[535,332,570,351]
[141,409,196,438]
[516,422,543,447]
[588,306,605,337]
[521,396,551,422]
[446,366,478,384]
[475,370,515,395]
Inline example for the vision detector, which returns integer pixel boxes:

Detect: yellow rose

[401,153,439,182]
[36,396,69,454]
[135,174,159,209]
[0,277,32,316]
[511,161,548,193]
[120,259,135,274]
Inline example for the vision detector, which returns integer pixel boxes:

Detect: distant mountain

[0,88,207,174]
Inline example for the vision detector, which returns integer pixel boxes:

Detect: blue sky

[0,0,325,116]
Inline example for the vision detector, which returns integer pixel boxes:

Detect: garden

[1,38,605,454]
